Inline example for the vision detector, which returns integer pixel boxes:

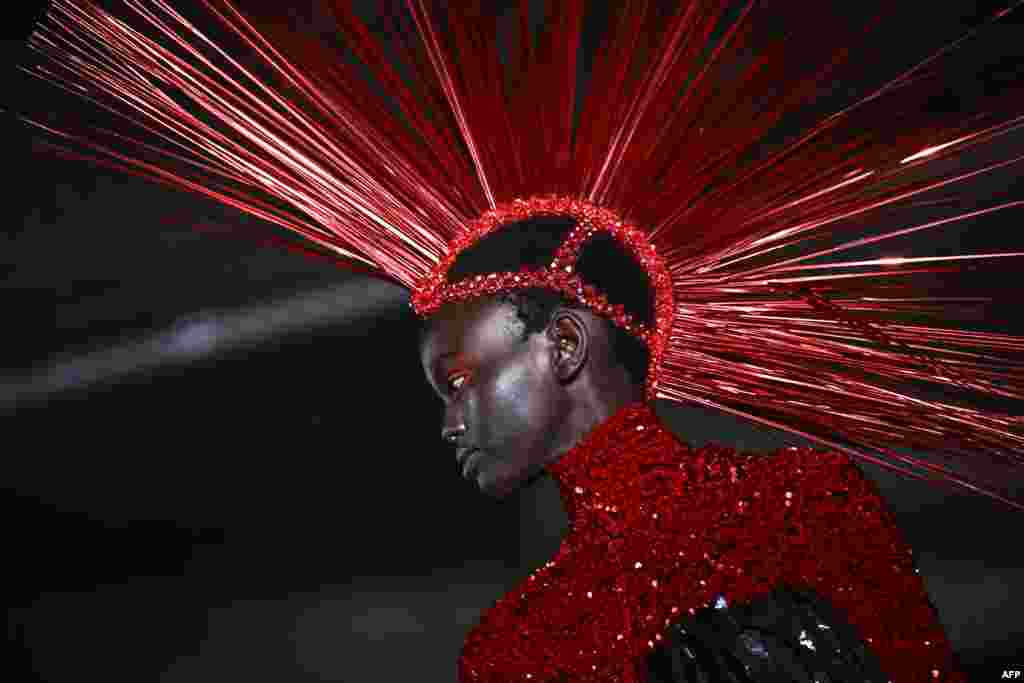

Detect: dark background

[4,1,1024,680]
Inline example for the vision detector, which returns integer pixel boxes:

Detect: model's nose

[442,424,465,445]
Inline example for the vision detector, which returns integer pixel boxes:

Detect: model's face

[420,298,569,498]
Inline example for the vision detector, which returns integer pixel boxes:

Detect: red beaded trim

[410,196,673,402]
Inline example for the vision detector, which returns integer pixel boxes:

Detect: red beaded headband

[411,196,674,402]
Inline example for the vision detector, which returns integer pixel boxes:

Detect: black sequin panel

[645,587,889,683]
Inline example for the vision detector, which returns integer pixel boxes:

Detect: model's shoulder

[735,444,851,464]
[657,436,860,486]
[725,445,859,481]
[725,447,876,506]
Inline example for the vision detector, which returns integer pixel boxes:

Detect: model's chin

[475,463,520,499]
[478,462,548,498]
[477,476,515,499]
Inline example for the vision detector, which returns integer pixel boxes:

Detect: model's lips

[460,450,483,479]
[456,448,476,471]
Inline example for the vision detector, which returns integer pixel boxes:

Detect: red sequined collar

[544,401,672,526]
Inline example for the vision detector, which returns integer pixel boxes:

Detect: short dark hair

[419,215,653,386]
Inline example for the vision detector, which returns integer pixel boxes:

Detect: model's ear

[547,309,588,384]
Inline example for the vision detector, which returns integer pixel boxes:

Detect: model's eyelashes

[446,372,469,395]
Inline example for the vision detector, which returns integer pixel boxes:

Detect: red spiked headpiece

[20,0,1024,509]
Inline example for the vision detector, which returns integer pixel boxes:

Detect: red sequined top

[457,401,965,682]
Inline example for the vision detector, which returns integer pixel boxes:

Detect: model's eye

[446,373,467,395]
